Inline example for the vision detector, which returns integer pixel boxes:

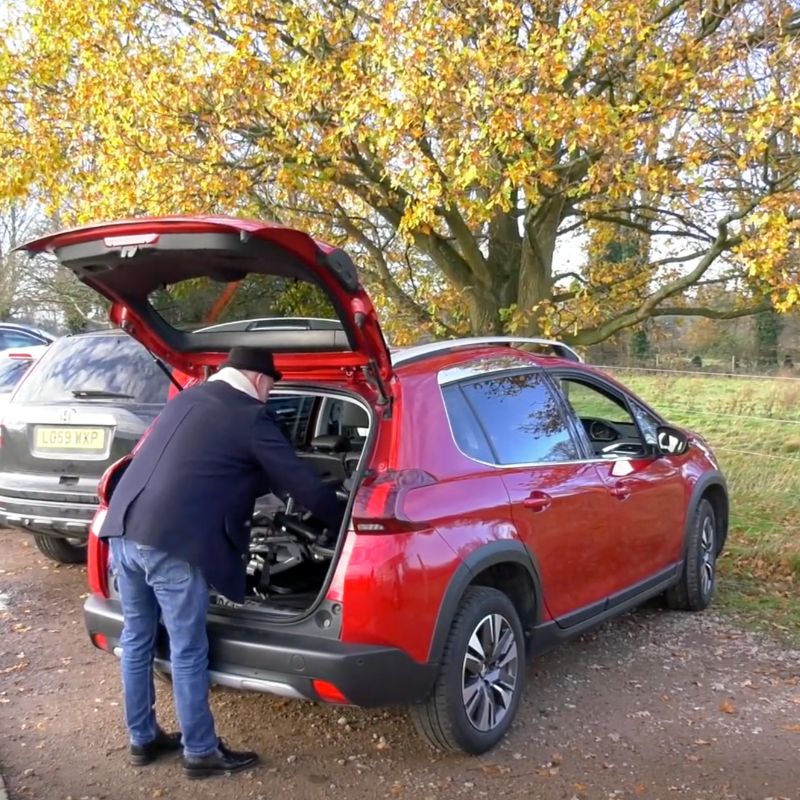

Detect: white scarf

[207,367,260,400]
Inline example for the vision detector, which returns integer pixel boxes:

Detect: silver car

[0,331,170,562]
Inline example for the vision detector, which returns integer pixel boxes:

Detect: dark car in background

[0,322,56,349]
[0,330,170,563]
[0,345,49,412]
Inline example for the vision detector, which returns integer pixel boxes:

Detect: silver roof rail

[391,336,582,366]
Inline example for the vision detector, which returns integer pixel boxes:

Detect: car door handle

[610,479,634,500]
[523,492,552,512]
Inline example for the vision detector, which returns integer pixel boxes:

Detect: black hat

[221,346,283,381]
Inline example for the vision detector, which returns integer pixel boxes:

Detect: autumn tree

[1,0,799,345]
[0,204,108,332]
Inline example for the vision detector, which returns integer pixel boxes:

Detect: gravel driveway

[1,533,798,800]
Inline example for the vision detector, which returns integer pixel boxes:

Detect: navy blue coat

[100,380,343,602]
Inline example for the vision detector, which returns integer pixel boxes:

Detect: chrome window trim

[437,356,540,386]
[393,336,582,367]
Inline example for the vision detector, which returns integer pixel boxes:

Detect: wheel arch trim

[427,540,543,664]
[686,471,729,556]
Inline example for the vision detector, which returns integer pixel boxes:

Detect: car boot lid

[19,216,393,389]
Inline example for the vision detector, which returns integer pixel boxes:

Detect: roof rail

[391,336,582,366]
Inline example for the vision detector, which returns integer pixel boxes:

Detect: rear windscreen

[13,334,170,404]
[0,359,33,392]
[149,274,338,332]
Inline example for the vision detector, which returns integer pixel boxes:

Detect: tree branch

[649,300,773,319]
[333,205,460,337]
[569,214,743,344]
[415,137,493,287]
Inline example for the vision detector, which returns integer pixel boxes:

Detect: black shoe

[182,740,259,779]
[129,728,182,766]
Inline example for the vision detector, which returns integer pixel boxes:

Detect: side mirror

[656,425,690,456]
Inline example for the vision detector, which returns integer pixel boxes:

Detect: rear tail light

[97,455,132,504]
[87,531,110,598]
[90,632,109,652]
[351,469,436,534]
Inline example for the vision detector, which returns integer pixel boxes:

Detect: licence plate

[34,426,107,453]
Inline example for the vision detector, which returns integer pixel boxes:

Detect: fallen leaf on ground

[480,764,510,776]
[0,662,27,674]
[782,724,800,732]
[720,700,737,714]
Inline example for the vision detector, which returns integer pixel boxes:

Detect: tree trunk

[486,207,522,311]
[464,285,503,335]
[755,308,782,368]
[517,198,565,335]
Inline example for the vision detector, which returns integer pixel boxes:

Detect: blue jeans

[109,537,218,758]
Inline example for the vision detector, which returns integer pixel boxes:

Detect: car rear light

[351,469,436,534]
[87,531,110,598]
[312,679,349,704]
[97,455,132,504]
[90,632,109,651]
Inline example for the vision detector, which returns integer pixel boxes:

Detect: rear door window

[441,385,494,462]
[13,334,170,404]
[456,371,580,465]
[266,395,315,446]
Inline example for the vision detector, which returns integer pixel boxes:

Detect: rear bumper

[0,491,96,537]
[84,594,437,707]
[0,472,98,537]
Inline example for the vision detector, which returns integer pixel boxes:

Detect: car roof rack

[391,336,582,366]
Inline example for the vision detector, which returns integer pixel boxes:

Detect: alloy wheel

[700,515,715,597]
[461,613,519,732]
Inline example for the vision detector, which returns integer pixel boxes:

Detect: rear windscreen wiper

[71,389,135,399]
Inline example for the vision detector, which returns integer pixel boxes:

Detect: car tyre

[665,498,717,611]
[32,533,88,564]
[412,586,525,754]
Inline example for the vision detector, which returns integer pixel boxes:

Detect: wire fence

[653,404,800,426]
[594,364,800,382]
[596,364,800,465]
[711,446,800,464]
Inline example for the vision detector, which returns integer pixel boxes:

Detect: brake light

[351,469,436,534]
[90,632,109,652]
[312,679,349,704]
[87,532,110,597]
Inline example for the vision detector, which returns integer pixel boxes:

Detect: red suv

[21,217,728,755]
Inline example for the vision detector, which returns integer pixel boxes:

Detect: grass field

[608,367,800,641]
